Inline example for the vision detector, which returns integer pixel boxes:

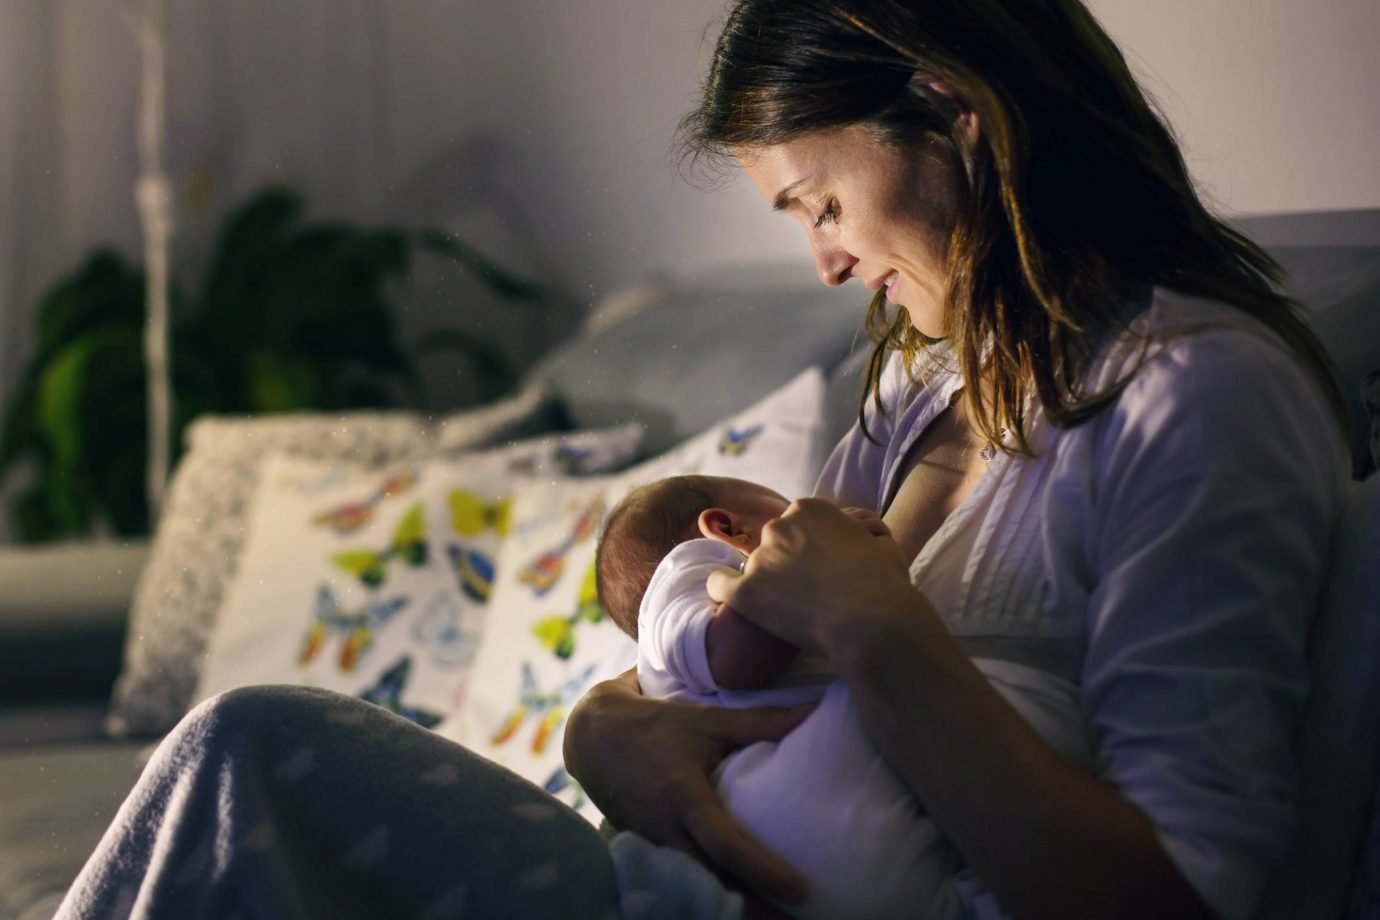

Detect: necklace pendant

[979,428,1008,464]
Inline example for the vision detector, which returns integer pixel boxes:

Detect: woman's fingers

[704,700,816,746]
[682,784,808,904]
[565,675,815,904]
[706,565,742,607]
[841,505,892,538]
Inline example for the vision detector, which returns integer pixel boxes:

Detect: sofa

[1,210,1377,920]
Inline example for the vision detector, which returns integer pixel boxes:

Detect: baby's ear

[697,508,739,546]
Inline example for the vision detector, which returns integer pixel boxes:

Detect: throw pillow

[442,368,829,824]
[106,384,554,737]
[191,425,644,728]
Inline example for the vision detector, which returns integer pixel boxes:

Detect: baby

[595,474,1093,920]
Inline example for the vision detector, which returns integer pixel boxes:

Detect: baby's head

[595,475,790,638]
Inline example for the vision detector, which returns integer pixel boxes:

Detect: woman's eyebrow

[772,177,812,212]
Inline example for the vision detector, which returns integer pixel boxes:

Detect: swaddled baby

[595,474,1093,920]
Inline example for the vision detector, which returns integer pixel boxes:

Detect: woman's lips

[866,270,900,292]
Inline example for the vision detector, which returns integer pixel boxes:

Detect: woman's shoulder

[1092,288,1302,386]
[1081,287,1349,488]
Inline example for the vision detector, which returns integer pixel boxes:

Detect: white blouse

[813,289,1350,920]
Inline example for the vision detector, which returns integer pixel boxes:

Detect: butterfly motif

[518,552,563,596]
[409,590,476,669]
[446,544,495,603]
[506,455,539,477]
[449,490,510,538]
[282,467,349,497]
[312,469,417,534]
[718,423,764,456]
[332,502,428,589]
[553,444,594,476]
[359,655,443,729]
[517,497,603,596]
[531,563,605,660]
[490,662,597,754]
[297,585,409,672]
[542,765,587,811]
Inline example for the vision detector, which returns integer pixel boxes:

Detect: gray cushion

[0,542,147,705]
[525,266,870,456]
[823,342,875,450]
[1270,245,1380,473]
[0,741,149,919]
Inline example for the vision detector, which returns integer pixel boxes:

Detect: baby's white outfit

[637,537,1094,920]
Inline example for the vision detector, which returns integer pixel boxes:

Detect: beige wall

[2,0,1377,544]
[1085,0,1380,215]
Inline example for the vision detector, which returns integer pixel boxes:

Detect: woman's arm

[707,499,1215,919]
[835,590,1215,920]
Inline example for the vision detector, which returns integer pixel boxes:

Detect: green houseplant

[0,186,549,543]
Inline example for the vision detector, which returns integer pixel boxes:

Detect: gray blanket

[54,686,626,919]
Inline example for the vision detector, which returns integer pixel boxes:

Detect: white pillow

[190,425,643,728]
[106,385,554,737]
[441,368,829,823]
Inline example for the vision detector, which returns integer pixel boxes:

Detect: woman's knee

[168,685,340,755]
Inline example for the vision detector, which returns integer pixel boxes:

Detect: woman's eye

[812,200,839,230]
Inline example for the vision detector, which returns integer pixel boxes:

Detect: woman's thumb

[709,703,815,746]
[705,565,742,605]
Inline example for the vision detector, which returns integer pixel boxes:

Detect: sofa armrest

[0,540,149,706]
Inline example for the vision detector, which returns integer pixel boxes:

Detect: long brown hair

[678,0,1349,454]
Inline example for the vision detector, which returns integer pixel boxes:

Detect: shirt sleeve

[1079,325,1347,920]
[636,540,745,698]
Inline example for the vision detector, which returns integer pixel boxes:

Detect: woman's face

[738,123,960,337]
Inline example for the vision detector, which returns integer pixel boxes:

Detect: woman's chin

[900,306,945,340]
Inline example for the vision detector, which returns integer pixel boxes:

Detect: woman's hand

[707,498,921,658]
[563,667,812,905]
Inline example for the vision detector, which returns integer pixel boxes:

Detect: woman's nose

[811,238,857,287]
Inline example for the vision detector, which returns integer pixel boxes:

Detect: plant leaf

[416,230,549,303]
[245,349,314,412]
[35,251,144,359]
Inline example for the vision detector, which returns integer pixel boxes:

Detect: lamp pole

[122,0,173,521]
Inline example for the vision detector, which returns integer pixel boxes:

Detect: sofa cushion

[525,264,867,457]
[0,541,147,705]
[1269,245,1380,475]
[0,741,149,920]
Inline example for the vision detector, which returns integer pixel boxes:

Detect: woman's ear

[910,73,980,152]
[698,508,747,549]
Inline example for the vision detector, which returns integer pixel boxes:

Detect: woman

[565,0,1350,918]
[58,1,1349,918]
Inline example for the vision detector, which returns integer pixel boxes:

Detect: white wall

[1,0,1377,543]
